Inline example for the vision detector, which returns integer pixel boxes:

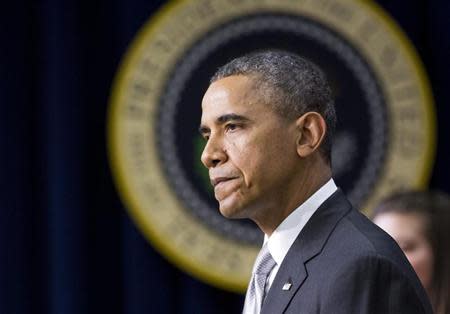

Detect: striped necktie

[243,244,277,314]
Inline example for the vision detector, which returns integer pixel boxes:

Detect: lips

[211,177,237,187]
[210,176,239,201]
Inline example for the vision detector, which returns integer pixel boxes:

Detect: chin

[218,200,248,219]
[218,205,241,219]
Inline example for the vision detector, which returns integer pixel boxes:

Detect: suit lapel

[261,252,308,314]
[261,189,352,314]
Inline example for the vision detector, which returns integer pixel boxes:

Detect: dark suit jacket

[261,189,433,314]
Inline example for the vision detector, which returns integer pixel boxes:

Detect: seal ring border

[107,0,436,293]
[108,0,258,293]
[360,0,436,203]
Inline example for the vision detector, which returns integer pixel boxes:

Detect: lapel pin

[282,282,292,291]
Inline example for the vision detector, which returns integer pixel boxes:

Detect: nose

[201,135,227,168]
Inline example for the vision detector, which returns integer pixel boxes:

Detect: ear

[295,112,327,158]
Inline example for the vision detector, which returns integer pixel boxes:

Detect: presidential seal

[108,0,436,292]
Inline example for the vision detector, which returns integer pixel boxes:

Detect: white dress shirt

[264,178,337,289]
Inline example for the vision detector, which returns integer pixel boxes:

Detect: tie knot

[254,244,276,275]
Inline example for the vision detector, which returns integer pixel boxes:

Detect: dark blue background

[2,1,449,313]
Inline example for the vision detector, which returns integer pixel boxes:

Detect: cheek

[225,130,296,186]
[405,244,434,288]
[226,137,266,174]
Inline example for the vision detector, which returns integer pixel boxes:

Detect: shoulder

[328,206,406,262]
[317,207,432,312]
[316,253,432,314]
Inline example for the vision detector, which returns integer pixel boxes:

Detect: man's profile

[199,51,432,314]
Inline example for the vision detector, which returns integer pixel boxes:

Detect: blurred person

[199,50,432,314]
[373,190,450,314]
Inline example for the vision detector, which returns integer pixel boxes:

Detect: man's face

[200,75,300,220]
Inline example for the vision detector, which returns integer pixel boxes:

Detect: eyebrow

[198,113,250,135]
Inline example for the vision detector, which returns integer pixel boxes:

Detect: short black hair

[211,50,336,165]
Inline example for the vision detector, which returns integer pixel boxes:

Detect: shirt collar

[264,178,338,266]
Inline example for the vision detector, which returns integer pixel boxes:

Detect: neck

[254,159,331,236]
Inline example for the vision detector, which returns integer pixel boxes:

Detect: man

[199,51,432,314]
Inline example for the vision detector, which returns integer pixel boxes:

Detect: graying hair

[210,50,336,165]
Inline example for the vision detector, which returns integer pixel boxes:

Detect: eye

[399,241,416,253]
[225,123,239,132]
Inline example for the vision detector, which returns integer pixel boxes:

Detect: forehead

[201,75,264,120]
[375,212,425,238]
